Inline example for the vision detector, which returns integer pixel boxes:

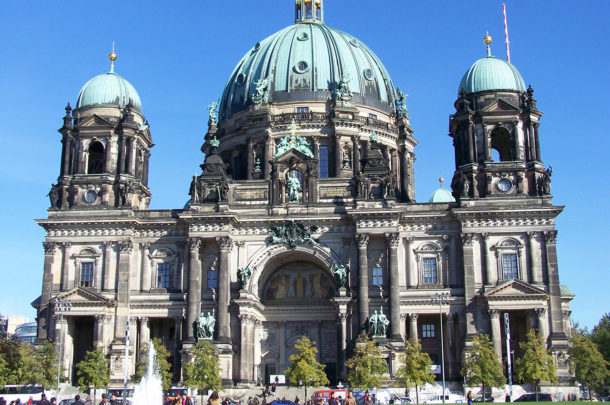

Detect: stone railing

[272,112,327,123]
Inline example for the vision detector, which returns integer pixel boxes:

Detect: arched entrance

[258,259,338,385]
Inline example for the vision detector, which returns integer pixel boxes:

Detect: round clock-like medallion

[497,178,512,192]
[85,190,98,203]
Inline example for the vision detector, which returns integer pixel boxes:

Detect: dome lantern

[295,0,323,23]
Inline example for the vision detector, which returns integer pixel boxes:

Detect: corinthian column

[356,234,369,331]
[217,236,233,342]
[489,309,502,361]
[37,242,57,341]
[186,238,202,342]
[386,232,401,339]
[141,243,151,291]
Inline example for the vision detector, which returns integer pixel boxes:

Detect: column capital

[410,313,419,321]
[62,241,72,249]
[385,232,400,248]
[543,230,557,244]
[356,233,369,248]
[526,230,537,239]
[488,309,500,319]
[188,237,202,251]
[103,240,114,248]
[118,239,133,253]
[535,307,547,317]
[461,233,474,245]
[400,313,409,321]
[217,236,233,251]
[141,242,151,250]
[481,232,490,240]
[43,242,57,255]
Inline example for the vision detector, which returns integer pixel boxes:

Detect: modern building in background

[13,322,37,345]
[0,315,29,338]
[33,1,573,388]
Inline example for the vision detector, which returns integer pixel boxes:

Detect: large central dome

[219,21,397,120]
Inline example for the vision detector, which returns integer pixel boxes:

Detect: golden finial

[439,176,444,188]
[108,42,117,72]
[483,31,492,56]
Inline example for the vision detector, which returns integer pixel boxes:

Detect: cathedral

[34,0,574,389]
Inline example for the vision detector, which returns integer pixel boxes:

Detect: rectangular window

[296,107,309,113]
[207,270,218,289]
[319,145,329,178]
[502,253,518,280]
[423,258,438,284]
[422,323,435,338]
[157,263,170,289]
[368,113,377,119]
[80,262,94,288]
[372,266,383,286]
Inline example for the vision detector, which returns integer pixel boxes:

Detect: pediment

[272,148,315,162]
[79,114,113,127]
[484,279,548,300]
[482,99,520,113]
[55,287,114,306]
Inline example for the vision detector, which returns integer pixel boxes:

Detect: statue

[286,172,302,203]
[216,180,229,202]
[540,166,552,195]
[369,310,379,336]
[252,78,269,104]
[395,88,409,119]
[237,267,251,290]
[343,154,351,169]
[334,75,352,102]
[254,158,262,173]
[273,121,314,159]
[189,176,199,203]
[208,100,219,125]
[48,184,59,208]
[331,263,349,289]
[196,311,215,340]
[376,308,390,337]
[269,221,318,249]
[383,173,396,199]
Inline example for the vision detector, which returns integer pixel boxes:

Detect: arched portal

[255,254,339,385]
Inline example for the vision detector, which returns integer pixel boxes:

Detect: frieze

[189,223,233,233]
[356,219,399,229]
[234,189,268,201]
[320,186,352,198]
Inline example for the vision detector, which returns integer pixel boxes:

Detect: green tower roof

[428,178,456,203]
[76,69,142,112]
[458,55,526,95]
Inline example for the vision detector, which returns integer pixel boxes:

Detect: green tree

[396,338,435,404]
[34,340,58,388]
[462,335,505,400]
[0,349,9,386]
[591,313,610,364]
[345,334,387,389]
[569,330,610,395]
[0,339,38,385]
[183,340,222,405]
[285,336,329,400]
[134,338,173,391]
[75,347,110,403]
[514,329,557,401]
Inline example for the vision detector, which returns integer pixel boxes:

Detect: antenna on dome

[108,42,117,72]
[295,0,323,23]
[503,3,511,63]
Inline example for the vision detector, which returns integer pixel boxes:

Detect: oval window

[297,32,309,41]
[363,68,374,81]
[236,73,246,86]
[295,61,309,73]
[253,42,261,51]
[350,38,359,47]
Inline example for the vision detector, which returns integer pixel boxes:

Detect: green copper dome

[428,186,456,203]
[76,69,142,112]
[219,22,397,120]
[458,56,526,95]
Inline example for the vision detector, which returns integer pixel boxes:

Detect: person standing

[328,393,336,405]
[98,394,110,405]
[39,394,51,405]
[73,394,85,405]
[467,391,473,405]
[344,393,356,405]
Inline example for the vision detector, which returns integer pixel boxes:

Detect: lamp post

[431,292,450,405]
[54,299,72,398]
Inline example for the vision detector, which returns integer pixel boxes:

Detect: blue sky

[0,1,608,329]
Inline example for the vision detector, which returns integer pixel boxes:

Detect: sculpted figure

[208,100,219,124]
[377,308,390,337]
[189,176,199,203]
[332,264,349,289]
[286,172,301,203]
[369,310,379,336]
[48,184,59,208]
[237,267,252,289]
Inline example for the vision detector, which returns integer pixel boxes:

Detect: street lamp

[54,299,72,398]
[431,292,450,405]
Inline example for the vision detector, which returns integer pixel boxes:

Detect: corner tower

[49,48,153,211]
[449,34,549,201]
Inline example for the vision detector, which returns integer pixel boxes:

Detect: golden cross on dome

[288,120,300,136]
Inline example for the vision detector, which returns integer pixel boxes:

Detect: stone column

[481,233,494,285]
[483,124,491,161]
[406,237,417,288]
[279,321,286,370]
[37,242,57,341]
[334,135,342,177]
[217,236,233,342]
[247,139,254,180]
[399,313,408,341]
[103,241,114,291]
[527,231,541,284]
[61,242,72,291]
[186,238,202,342]
[114,240,133,341]
[542,230,567,340]
[356,234,369,331]
[139,243,150,291]
[461,233,477,337]
[533,123,541,161]
[409,314,418,340]
[339,313,348,378]
[138,316,150,350]
[264,135,272,180]
[446,313,456,378]
[239,315,251,382]
[400,147,409,201]
[527,122,536,162]
[467,119,475,162]
[536,308,549,347]
[386,233,401,339]
[353,136,360,174]
[93,315,103,346]
[489,309,502,361]
[61,135,73,176]
[129,138,137,175]
[449,236,458,287]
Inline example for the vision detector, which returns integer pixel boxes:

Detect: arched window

[414,242,445,287]
[493,238,525,282]
[87,141,105,174]
[490,127,512,162]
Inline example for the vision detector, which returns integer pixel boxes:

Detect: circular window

[497,178,512,192]
[297,32,309,41]
[350,38,359,47]
[236,73,246,86]
[363,68,374,81]
[85,190,98,203]
[295,61,309,73]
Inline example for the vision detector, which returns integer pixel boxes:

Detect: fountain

[132,342,163,405]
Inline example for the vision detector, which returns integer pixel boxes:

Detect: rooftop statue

[208,100,219,125]
[252,77,269,104]
[286,172,302,203]
[395,88,409,119]
[273,120,314,159]
[269,220,318,249]
[333,74,353,102]
[196,311,215,340]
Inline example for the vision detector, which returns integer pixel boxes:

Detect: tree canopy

[462,335,505,397]
[183,340,222,393]
[514,329,557,398]
[285,335,329,388]
[134,338,173,391]
[591,313,610,365]
[396,338,435,404]
[34,340,58,388]
[569,330,609,394]
[75,346,110,398]
[345,334,387,389]
[0,339,38,385]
